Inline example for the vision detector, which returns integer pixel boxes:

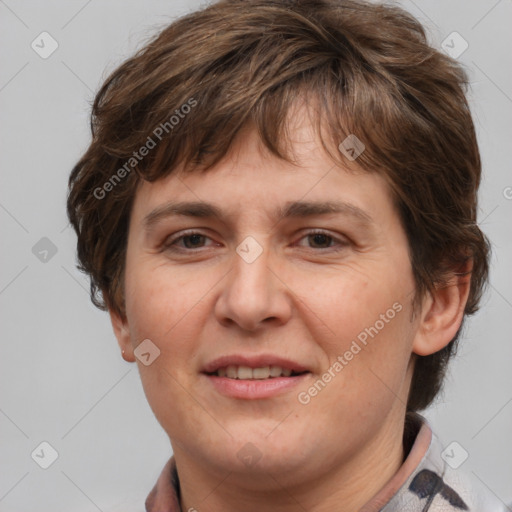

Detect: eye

[163,229,349,253]
[296,230,349,251]
[163,231,215,252]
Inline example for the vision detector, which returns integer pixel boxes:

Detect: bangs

[143,78,356,181]
[93,21,374,184]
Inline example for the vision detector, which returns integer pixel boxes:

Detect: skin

[110,109,470,512]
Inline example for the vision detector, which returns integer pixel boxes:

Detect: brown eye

[164,231,215,252]
[181,234,207,249]
[296,230,349,251]
[307,233,334,249]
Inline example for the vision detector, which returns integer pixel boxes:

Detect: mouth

[205,365,309,379]
[202,355,311,399]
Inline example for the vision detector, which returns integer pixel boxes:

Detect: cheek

[286,262,411,353]
[124,257,203,341]
[289,260,414,411]
[123,264,216,436]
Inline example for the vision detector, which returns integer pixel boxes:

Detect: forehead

[130,111,396,229]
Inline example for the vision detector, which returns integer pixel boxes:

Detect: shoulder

[439,463,508,512]
[381,413,508,511]
[406,417,508,511]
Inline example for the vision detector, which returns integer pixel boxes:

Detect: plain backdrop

[0,1,511,511]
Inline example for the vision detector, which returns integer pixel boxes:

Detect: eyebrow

[143,199,373,230]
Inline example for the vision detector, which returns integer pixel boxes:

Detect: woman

[67,0,506,510]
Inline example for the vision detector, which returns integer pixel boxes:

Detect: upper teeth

[216,365,293,379]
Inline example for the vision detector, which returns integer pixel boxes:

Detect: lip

[202,354,310,374]
[201,354,311,400]
[203,373,310,399]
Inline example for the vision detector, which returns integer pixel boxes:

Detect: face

[114,113,423,484]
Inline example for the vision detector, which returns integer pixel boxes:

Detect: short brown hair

[67,0,490,411]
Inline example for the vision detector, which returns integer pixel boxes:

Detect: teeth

[237,366,253,379]
[269,365,282,377]
[215,365,299,379]
[226,365,238,379]
[252,366,270,379]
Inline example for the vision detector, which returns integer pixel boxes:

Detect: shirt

[145,413,508,511]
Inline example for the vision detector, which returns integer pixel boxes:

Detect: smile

[209,365,308,379]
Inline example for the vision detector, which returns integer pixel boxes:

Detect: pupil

[184,234,203,248]
[311,234,329,248]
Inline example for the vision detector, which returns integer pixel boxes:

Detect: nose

[214,240,293,332]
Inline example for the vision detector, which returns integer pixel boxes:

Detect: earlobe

[412,264,472,357]
[109,307,136,362]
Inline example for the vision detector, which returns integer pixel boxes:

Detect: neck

[174,410,407,512]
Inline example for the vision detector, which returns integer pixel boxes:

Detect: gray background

[0,1,511,511]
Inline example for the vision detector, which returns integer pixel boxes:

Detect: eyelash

[163,229,349,253]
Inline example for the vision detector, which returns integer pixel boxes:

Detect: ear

[109,307,136,363]
[412,262,472,356]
